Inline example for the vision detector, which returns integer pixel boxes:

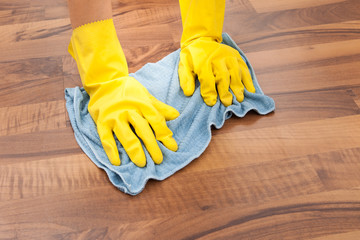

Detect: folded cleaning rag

[64,33,275,195]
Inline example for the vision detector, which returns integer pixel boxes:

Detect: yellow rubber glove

[178,0,256,107]
[68,19,179,167]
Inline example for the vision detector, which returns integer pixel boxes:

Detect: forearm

[67,1,128,92]
[67,0,113,29]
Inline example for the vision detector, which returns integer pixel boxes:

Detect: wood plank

[3,119,358,231]
[226,0,256,13]
[0,57,64,84]
[3,88,356,185]
[0,154,107,202]
[0,0,67,25]
[112,2,180,30]
[224,0,360,35]
[31,0,68,8]
[115,24,175,47]
[310,148,360,190]
[0,100,66,136]
[0,77,65,107]
[249,0,345,13]
[126,189,360,240]
[0,36,70,62]
[115,25,179,70]
[229,20,360,53]
[186,115,360,173]
[0,0,178,26]
[0,18,71,62]
[44,6,69,20]
[0,156,324,229]
[0,128,82,164]
[0,19,176,66]
[246,38,360,70]
[0,0,67,11]
[0,223,74,240]
[257,61,360,95]
[218,88,360,135]
[0,18,70,44]
[0,0,30,9]
[310,230,360,240]
[0,7,44,26]
[3,189,359,239]
[0,17,174,49]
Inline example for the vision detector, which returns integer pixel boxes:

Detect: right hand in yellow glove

[179,38,255,106]
[69,19,179,167]
[179,0,256,107]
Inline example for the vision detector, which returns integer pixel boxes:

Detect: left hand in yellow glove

[178,0,256,107]
[69,19,179,167]
[87,76,179,167]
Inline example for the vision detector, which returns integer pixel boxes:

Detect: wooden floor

[1,0,360,239]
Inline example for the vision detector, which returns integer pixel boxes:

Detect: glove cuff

[69,19,129,95]
[179,0,225,48]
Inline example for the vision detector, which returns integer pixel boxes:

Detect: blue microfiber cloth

[64,33,275,195]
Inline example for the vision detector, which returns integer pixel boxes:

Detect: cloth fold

[64,33,275,195]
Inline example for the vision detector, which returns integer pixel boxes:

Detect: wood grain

[246,38,360,71]
[230,20,360,52]
[224,0,360,37]
[352,87,360,108]
[0,100,66,136]
[311,230,360,240]
[0,77,65,107]
[249,0,345,13]
[0,154,107,202]
[1,0,360,239]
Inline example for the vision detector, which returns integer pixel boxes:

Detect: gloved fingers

[113,120,147,168]
[128,113,163,165]
[149,94,180,121]
[157,133,178,152]
[142,108,178,152]
[213,60,233,107]
[198,63,217,106]
[227,58,245,102]
[97,124,121,166]
[238,58,256,93]
[178,52,196,96]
